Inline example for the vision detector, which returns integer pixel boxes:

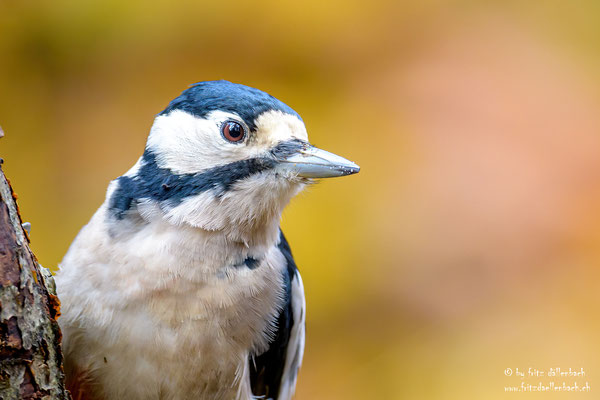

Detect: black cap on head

[159,80,301,132]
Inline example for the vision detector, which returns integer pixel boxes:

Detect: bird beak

[277,144,360,178]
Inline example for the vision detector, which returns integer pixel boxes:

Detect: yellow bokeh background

[3,1,600,398]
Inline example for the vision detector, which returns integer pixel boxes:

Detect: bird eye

[221,121,246,143]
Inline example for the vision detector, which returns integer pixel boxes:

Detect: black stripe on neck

[108,140,304,220]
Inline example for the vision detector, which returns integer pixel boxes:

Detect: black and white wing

[249,231,306,400]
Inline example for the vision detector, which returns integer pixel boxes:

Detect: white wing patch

[277,272,306,400]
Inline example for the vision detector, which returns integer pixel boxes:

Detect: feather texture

[249,232,305,399]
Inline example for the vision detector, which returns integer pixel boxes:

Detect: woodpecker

[55,80,359,400]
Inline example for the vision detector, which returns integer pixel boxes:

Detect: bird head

[108,80,359,243]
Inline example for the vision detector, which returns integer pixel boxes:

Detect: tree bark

[0,162,71,400]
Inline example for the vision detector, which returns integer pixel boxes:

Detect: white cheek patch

[146,110,261,175]
[145,109,307,177]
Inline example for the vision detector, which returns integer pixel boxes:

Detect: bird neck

[157,174,305,246]
[105,158,305,250]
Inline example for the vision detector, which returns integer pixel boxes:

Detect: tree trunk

[0,161,71,400]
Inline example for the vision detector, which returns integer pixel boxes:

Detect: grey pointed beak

[277,144,360,178]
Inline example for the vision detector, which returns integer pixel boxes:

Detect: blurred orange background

[2,1,600,398]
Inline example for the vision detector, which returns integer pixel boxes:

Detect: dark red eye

[221,121,246,143]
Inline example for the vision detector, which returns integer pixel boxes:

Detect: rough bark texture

[0,163,71,400]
